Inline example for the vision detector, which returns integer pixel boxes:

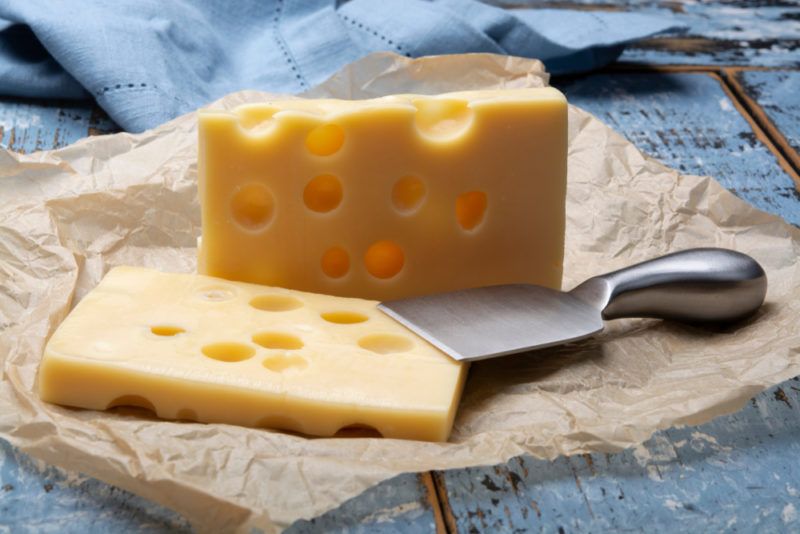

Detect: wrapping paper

[1,53,799,532]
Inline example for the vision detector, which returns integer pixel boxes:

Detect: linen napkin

[0,0,681,132]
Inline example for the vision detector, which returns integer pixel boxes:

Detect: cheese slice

[39,267,467,441]
[198,88,568,300]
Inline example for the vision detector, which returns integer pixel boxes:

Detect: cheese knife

[378,248,767,362]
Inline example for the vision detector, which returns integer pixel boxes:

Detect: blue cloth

[0,1,681,132]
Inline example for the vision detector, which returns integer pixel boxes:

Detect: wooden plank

[0,438,190,533]
[620,0,800,67]
[552,71,800,225]
[727,69,800,173]
[5,68,800,532]
[712,70,800,190]
[436,380,800,532]
[1,432,446,534]
[287,473,447,533]
[0,97,117,153]
[505,0,800,68]
[436,69,800,532]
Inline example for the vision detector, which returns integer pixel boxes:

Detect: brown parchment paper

[1,52,799,532]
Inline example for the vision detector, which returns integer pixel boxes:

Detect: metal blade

[378,284,604,362]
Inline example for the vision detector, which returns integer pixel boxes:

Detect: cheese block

[38,266,467,441]
[198,88,568,300]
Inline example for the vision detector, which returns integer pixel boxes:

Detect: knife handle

[569,248,767,323]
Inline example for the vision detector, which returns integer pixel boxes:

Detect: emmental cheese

[38,267,467,441]
[198,88,568,300]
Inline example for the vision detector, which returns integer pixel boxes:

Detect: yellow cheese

[39,266,467,441]
[198,88,568,300]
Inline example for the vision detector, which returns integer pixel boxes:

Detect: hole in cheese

[150,325,185,337]
[201,342,255,362]
[250,294,303,311]
[262,354,308,372]
[236,106,278,134]
[253,332,304,350]
[304,174,343,213]
[321,311,369,324]
[413,99,473,140]
[364,240,404,279]
[107,395,157,414]
[230,182,274,231]
[305,123,345,156]
[198,287,236,302]
[358,333,413,354]
[456,191,487,231]
[334,424,383,438]
[321,246,350,278]
[392,176,426,213]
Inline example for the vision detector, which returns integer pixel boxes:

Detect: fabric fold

[0,0,682,132]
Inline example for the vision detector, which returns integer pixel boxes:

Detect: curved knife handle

[569,248,767,323]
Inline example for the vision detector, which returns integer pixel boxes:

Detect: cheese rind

[39,267,467,441]
[198,88,567,300]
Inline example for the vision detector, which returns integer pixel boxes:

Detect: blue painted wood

[733,70,800,170]
[436,68,800,532]
[620,1,800,68]
[437,381,800,532]
[0,97,118,154]
[3,40,800,534]
[287,473,442,533]
[0,438,190,533]
[554,71,800,226]
[505,0,800,67]
[0,433,443,534]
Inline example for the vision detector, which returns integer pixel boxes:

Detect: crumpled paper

[1,52,799,532]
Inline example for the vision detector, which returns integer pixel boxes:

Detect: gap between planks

[429,62,800,532]
[420,471,451,533]
[711,70,800,190]
[612,63,799,73]
[603,63,800,190]
[9,62,796,530]
[724,67,800,176]
[427,471,457,534]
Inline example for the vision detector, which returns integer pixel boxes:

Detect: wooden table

[2,1,799,531]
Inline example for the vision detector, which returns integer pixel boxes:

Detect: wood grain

[1,431,445,534]
[621,0,800,68]
[553,71,800,225]
[434,67,800,533]
[503,0,800,68]
[0,438,189,533]
[712,70,800,190]
[727,69,800,173]
[3,14,800,530]
[286,473,445,533]
[0,97,117,153]
[436,381,800,532]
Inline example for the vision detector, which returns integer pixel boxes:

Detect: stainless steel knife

[378,248,767,362]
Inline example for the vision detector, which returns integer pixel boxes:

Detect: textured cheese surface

[198,88,568,300]
[39,267,467,441]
